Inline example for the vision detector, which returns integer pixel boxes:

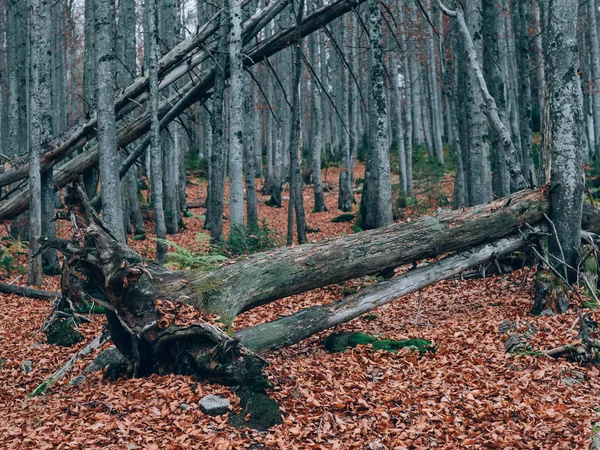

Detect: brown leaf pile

[1,166,599,449]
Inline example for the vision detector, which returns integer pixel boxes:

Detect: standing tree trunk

[244,91,259,230]
[483,0,511,199]
[28,0,51,286]
[361,0,393,229]
[145,0,168,264]
[309,33,327,212]
[512,0,537,187]
[206,1,229,242]
[427,0,444,165]
[229,0,245,230]
[7,0,28,241]
[338,16,354,212]
[533,0,585,315]
[83,0,98,199]
[287,0,307,245]
[95,0,124,241]
[463,0,492,206]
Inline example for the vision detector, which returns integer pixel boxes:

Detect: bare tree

[145,0,168,263]
[533,0,585,314]
[95,0,125,241]
[229,0,245,230]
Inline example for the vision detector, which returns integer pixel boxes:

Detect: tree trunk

[228,0,245,230]
[146,0,168,264]
[338,16,354,212]
[28,0,48,285]
[206,1,229,243]
[95,0,125,241]
[309,33,327,213]
[47,183,600,382]
[545,0,584,279]
[512,0,537,187]
[365,0,393,228]
[287,0,307,245]
[244,89,259,229]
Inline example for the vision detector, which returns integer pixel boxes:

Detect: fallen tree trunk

[236,230,542,352]
[43,184,600,385]
[0,282,60,300]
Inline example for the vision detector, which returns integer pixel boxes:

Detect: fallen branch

[28,330,110,398]
[0,282,60,300]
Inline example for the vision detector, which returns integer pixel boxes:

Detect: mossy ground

[227,388,282,431]
[45,317,83,347]
[323,332,434,354]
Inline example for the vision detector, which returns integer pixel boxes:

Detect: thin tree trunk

[512,0,537,187]
[146,0,168,264]
[338,15,354,212]
[367,0,393,228]
[229,0,245,230]
[287,0,307,245]
[95,0,124,241]
[244,89,259,229]
[309,33,326,212]
[207,1,229,243]
[28,0,50,285]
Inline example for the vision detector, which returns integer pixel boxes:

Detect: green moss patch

[323,332,378,353]
[227,388,282,431]
[324,332,434,355]
[45,317,83,347]
[331,213,355,223]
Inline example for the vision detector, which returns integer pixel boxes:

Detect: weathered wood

[0,282,60,300]
[236,231,537,352]
[45,183,600,385]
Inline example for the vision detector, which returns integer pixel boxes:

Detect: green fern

[155,235,228,271]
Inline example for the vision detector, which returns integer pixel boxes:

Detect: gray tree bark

[95,0,125,242]
[309,32,327,212]
[7,0,28,240]
[229,0,245,230]
[463,0,492,206]
[28,0,53,285]
[512,0,537,186]
[146,0,168,263]
[427,0,444,165]
[287,0,307,245]
[160,0,181,235]
[483,0,511,198]
[83,0,98,199]
[545,0,584,278]
[337,16,354,212]
[206,0,229,243]
[361,0,393,229]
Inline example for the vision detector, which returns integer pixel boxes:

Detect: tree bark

[545,0,584,278]
[146,0,168,264]
[95,0,125,241]
[228,0,245,230]
[48,182,600,381]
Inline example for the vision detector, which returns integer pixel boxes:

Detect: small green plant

[219,220,279,257]
[0,236,27,277]
[157,233,229,271]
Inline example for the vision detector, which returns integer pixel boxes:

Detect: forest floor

[1,162,600,449]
